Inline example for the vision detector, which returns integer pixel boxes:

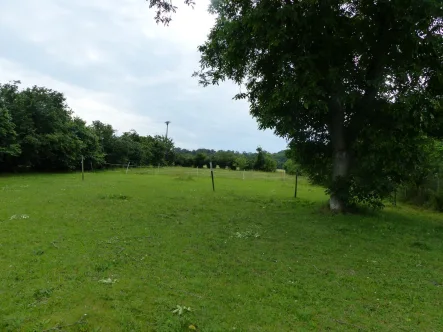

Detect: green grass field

[1,170,442,331]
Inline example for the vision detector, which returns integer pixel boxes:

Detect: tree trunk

[329,150,349,211]
[329,98,349,212]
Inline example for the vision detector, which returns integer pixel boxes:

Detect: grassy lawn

[1,170,442,331]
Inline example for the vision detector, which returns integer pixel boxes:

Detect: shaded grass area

[0,172,442,331]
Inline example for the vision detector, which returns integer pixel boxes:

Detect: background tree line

[174,146,283,172]
[0,81,284,173]
[0,81,175,171]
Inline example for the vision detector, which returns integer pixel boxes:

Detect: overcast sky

[0,0,288,152]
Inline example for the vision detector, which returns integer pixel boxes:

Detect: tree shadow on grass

[309,203,443,247]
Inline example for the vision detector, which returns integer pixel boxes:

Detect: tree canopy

[0,82,176,171]
[190,0,443,210]
[0,81,282,173]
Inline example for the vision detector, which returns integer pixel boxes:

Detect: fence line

[102,164,298,182]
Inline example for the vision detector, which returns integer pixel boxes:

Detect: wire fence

[398,173,443,210]
[102,163,302,182]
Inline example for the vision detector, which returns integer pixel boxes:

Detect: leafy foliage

[0,80,290,174]
[254,147,266,171]
[193,152,208,168]
[193,0,443,210]
[233,155,247,170]
[0,82,177,171]
[0,107,21,160]
[399,140,443,211]
[283,159,299,176]
[174,147,283,171]
[1,82,85,170]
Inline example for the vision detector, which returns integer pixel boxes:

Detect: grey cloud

[0,0,287,152]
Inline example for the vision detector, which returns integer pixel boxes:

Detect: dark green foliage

[431,192,443,212]
[254,147,265,171]
[174,147,284,171]
[244,153,257,170]
[0,82,86,171]
[174,152,195,167]
[283,159,299,175]
[233,155,247,170]
[90,120,116,163]
[263,154,277,172]
[0,80,285,173]
[0,107,20,161]
[194,0,443,210]
[0,82,177,172]
[72,117,105,168]
[272,150,287,169]
[254,147,277,172]
[213,150,236,169]
[193,152,208,168]
[398,140,443,211]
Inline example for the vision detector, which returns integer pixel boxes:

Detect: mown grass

[0,170,442,331]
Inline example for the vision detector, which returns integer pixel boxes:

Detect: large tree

[0,81,182,171]
[71,117,105,168]
[185,0,443,210]
[90,120,117,163]
[254,147,265,171]
[0,82,90,170]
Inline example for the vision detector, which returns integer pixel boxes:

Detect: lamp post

[164,121,171,167]
[165,121,171,139]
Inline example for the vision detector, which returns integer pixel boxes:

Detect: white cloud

[0,58,161,135]
[0,0,287,152]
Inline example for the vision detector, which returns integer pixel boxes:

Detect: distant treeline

[0,81,295,173]
[173,147,290,172]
